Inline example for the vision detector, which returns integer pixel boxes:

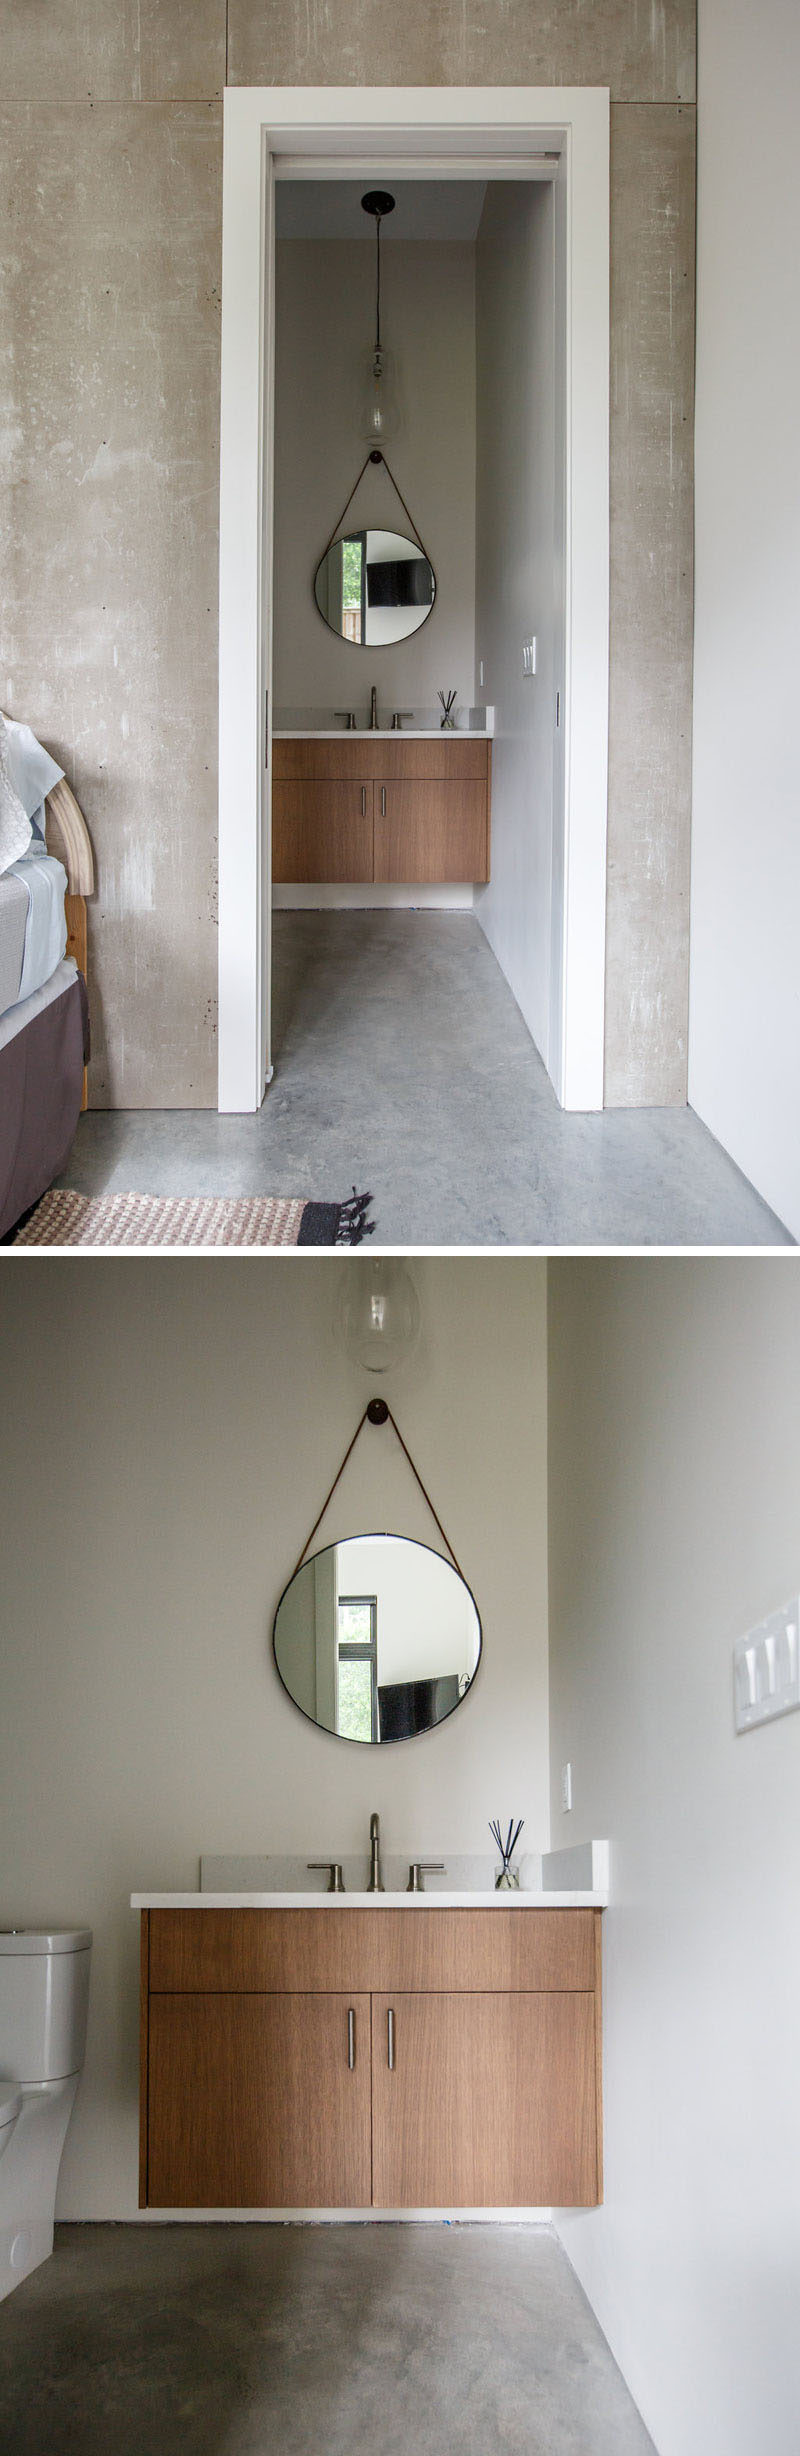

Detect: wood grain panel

[138,1910,149,2209]
[594,1910,604,2202]
[147,1992,372,2208]
[371,1992,598,2208]
[274,739,378,783]
[148,1909,596,1995]
[374,781,488,883]
[374,740,489,782]
[273,738,490,783]
[272,781,373,882]
[64,893,88,1107]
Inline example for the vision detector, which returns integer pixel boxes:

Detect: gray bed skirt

[0,972,89,1241]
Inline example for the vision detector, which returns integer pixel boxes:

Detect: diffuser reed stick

[489,1818,524,1889]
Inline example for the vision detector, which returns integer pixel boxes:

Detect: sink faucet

[370,686,379,730]
[406,1861,445,1893]
[367,1811,384,1893]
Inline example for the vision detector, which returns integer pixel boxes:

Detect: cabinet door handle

[347,2007,355,2070]
[361,785,367,817]
[381,786,387,818]
[387,2006,395,2070]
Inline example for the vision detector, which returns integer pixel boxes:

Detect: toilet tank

[0,1931,92,2082]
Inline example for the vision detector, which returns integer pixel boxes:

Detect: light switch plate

[561,1762,572,1813]
[522,636,537,676]
[733,1597,800,1732]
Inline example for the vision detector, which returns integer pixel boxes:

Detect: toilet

[0,1928,92,2300]
[0,2085,22,2163]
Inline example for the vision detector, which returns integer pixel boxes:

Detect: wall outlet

[561,1762,573,1813]
[733,1597,800,1732]
[522,636,537,677]
[478,658,485,688]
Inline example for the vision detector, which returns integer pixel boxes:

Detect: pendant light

[336,1260,421,1374]
[359,190,401,443]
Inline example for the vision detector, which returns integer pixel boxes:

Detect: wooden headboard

[45,776,94,897]
[45,776,95,1111]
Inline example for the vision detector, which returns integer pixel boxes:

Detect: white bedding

[2,852,68,1017]
[0,956,77,1055]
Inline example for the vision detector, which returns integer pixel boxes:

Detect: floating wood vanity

[272,735,492,885]
[136,1902,602,2211]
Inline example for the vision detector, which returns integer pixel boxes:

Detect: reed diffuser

[489,1818,524,1890]
[438,688,457,731]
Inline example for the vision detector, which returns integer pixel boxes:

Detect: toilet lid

[0,2084,22,2129]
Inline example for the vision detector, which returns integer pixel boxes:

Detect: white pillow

[2,715,64,852]
[0,715,32,875]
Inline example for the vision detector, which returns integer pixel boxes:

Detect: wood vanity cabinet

[147,1992,372,2209]
[271,782,374,883]
[272,738,491,886]
[140,1909,602,2211]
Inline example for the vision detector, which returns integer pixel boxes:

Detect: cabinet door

[272,781,373,882]
[371,1992,598,2208]
[374,780,488,883]
[147,1992,371,2208]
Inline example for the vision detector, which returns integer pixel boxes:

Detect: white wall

[548,1259,800,2456]
[340,1536,478,1688]
[474,183,559,1076]
[0,1256,548,2219]
[689,0,800,1239]
[273,235,476,721]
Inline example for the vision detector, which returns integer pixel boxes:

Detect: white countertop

[273,729,492,741]
[132,1889,605,1910]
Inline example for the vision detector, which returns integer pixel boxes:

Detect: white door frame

[218,87,609,1113]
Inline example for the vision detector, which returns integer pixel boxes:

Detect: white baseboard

[272,885,475,911]
[124,2207,553,2226]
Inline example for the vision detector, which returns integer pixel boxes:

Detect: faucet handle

[391,712,415,731]
[307,1862,346,1893]
[406,1862,446,1893]
[335,711,357,729]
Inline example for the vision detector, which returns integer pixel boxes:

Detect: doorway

[218,90,610,1116]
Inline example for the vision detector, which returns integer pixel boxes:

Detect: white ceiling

[275,180,488,244]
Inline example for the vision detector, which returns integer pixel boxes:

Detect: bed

[0,738,94,1242]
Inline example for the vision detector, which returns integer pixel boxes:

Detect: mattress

[0,852,68,1023]
[0,955,78,1054]
[0,871,30,1018]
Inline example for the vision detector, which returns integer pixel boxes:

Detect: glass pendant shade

[336,1260,421,1374]
[359,344,401,443]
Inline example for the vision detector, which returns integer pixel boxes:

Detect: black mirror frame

[272,1529,483,1747]
[312,528,437,650]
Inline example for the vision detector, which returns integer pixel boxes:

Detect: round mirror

[314,530,435,648]
[273,1534,481,1744]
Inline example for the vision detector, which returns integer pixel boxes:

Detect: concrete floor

[0,2223,656,2456]
[60,914,791,1246]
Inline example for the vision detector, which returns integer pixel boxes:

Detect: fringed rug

[13,1187,374,1248]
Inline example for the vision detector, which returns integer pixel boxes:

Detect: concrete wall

[474,182,558,1079]
[548,1260,800,2456]
[0,97,221,1106]
[689,0,800,1238]
[0,1255,548,2217]
[1,3,696,1107]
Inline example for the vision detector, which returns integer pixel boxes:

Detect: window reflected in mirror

[337,1595,378,1741]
